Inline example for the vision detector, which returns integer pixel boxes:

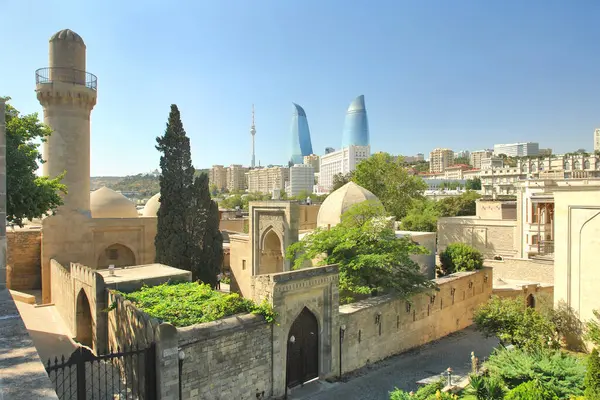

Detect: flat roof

[97,263,190,285]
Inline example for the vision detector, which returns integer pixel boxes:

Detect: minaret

[36,29,97,216]
[250,104,256,168]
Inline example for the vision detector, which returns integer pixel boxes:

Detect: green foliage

[436,191,480,217]
[438,243,483,276]
[473,296,557,351]
[454,157,471,166]
[485,347,585,398]
[352,152,427,220]
[389,379,445,400]
[287,201,435,304]
[120,282,275,326]
[110,173,160,197]
[585,310,600,348]
[465,178,482,191]
[410,161,430,174]
[219,192,272,210]
[505,379,557,400]
[585,349,600,399]
[538,298,586,352]
[332,172,354,191]
[5,99,67,226]
[439,181,462,190]
[401,192,480,233]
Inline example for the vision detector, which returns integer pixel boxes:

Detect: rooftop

[97,263,190,285]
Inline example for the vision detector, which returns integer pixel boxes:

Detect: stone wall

[338,268,493,374]
[220,218,245,233]
[6,229,42,290]
[298,204,320,230]
[485,258,553,284]
[50,259,75,333]
[107,291,159,350]
[177,314,272,400]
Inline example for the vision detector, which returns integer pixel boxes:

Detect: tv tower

[250,104,256,168]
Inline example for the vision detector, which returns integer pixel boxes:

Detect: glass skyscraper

[341,95,370,148]
[290,103,314,165]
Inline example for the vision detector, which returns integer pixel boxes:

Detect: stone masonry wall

[485,258,554,284]
[177,314,272,400]
[339,268,493,374]
[6,229,42,290]
[107,291,159,350]
[50,259,75,334]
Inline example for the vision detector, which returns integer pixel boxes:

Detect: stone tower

[36,29,97,216]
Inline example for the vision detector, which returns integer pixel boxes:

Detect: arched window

[574,160,581,170]
[564,161,570,171]
[523,164,528,173]
[531,163,537,172]
[539,163,544,171]
[584,160,590,169]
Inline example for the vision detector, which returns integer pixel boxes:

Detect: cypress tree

[585,348,600,399]
[154,105,195,271]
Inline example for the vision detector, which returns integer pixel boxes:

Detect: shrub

[485,347,586,398]
[505,379,558,400]
[465,374,505,400]
[473,295,557,351]
[585,309,600,348]
[119,282,276,326]
[389,380,444,400]
[585,348,600,399]
[438,243,483,276]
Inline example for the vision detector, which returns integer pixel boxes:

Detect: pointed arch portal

[286,307,319,388]
[75,289,93,348]
[258,228,284,274]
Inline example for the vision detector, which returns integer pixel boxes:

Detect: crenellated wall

[107,291,159,350]
[50,259,75,332]
[338,268,493,374]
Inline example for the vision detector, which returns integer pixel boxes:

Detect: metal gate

[286,307,319,388]
[45,344,156,400]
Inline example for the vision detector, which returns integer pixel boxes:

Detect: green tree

[438,242,483,276]
[400,198,439,232]
[505,379,558,400]
[466,177,482,190]
[585,349,600,400]
[332,172,353,191]
[453,156,471,166]
[473,296,558,351]
[436,191,480,217]
[155,104,196,271]
[352,152,427,220]
[286,201,434,303]
[585,309,600,347]
[5,99,66,226]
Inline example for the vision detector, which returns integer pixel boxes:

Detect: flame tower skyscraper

[341,95,370,148]
[289,103,314,165]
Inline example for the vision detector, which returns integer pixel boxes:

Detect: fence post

[76,348,86,400]
[155,323,179,400]
[146,342,157,400]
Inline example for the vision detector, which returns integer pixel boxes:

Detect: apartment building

[403,153,425,163]
[480,157,504,170]
[303,154,320,173]
[444,164,471,180]
[470,150,493,169]
[454,150,470,159]
[286,164,315,197]
[226,164,249,192]
[209,165,228,191]
[429,148,454,173]
[319,145,370,192]
[247,166,290,194]
[493,142,539,157]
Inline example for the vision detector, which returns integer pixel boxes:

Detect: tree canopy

[286,201,434,304]
[352,152,427,220]
[332,172,353,191]
[5,99,66,226]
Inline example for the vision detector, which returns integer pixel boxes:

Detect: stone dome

[50,29,85,45]
[142,193,161,217]
[316,181,381,228]
[90,187,138,218]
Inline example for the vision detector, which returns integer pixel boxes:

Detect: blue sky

[3,0,600,176]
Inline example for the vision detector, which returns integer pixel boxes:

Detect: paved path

[302,326,499,400]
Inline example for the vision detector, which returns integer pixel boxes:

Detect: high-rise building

[290,103,313,165]
[454,150,471,160]
[429,148,454,173]
[470,150,493,169]
[595,129,600,153]
[493,142,539,157]
[319,145,370,192]
[286,164,315,197]
[226,164,248,192]
[247,166,289,194]
[342,95,370,148]
[209,165,227,191]
[303,154,320,173]
[325,147,335,154]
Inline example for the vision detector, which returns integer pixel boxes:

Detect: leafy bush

[585,348,600,399]
[389,380,445,400]
[485,347,586,398]
[465,374,505,400]
[118,282,276,327]
[473,295,557,351]
[585,309,600,348]
[505,379,558,400]
[438,243,483,276]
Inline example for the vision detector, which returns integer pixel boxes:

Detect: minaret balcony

[35,67,97,91]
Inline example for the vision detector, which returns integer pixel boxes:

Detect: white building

[493,142,539,157]
[594,129,600,153]
[319,145,370,192]
[480,156,504,170]
[286,164,315,197]
[247,166,289,194]
[470,150,493,169]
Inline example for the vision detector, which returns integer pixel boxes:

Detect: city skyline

[342,95,370,148]
[289,103,313,165]
[3,0,600,176]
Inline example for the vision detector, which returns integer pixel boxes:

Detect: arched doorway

[526,294,536,308]
[286,307,319,388]
[97,243,136,268]
[75,289,93,348]
[259,229,283,274]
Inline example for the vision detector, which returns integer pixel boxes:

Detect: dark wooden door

[286,307,319,388]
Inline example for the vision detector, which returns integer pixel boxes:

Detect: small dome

[50,29,85,45]
[90,187,138,218]
[317,181,381,228]
[142,193,161,217]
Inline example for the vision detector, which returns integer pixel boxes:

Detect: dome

[142,193,161,217]
[316,181,381,228]
[50,29,85,45]
[90,187,138,218]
